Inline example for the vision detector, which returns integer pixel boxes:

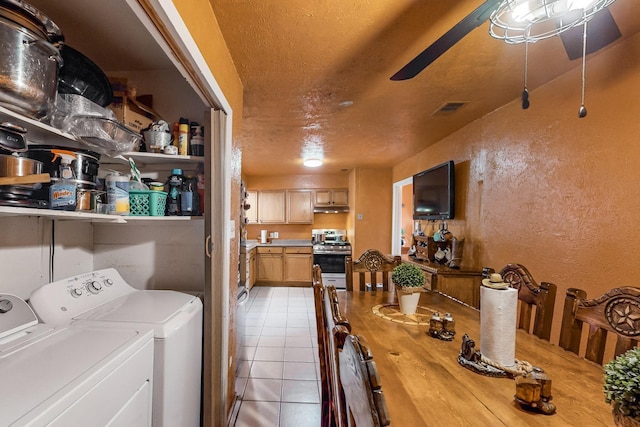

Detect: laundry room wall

[0,217,52,298]
[92,221,205,293]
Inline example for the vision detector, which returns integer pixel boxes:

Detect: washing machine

[0,293,154,426]
[29,268,203,427]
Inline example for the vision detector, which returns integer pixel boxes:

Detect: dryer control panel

[29,269,135,326]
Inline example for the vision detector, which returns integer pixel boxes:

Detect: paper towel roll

[260,230,268,244]
[480,286,518,367]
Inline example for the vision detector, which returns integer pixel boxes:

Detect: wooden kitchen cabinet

[403,256,483,308]
[284,247,313,283]
[258,191,286,223]
[286,190,313,223]
[246,191,258,224]
[256,246,284,283]
[249,248,257,289]
[315,188,348,207]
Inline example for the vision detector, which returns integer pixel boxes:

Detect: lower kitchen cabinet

[255,246,312,286]
[284,247,313,283]
[256,246,284,283]
[249,248,257,289]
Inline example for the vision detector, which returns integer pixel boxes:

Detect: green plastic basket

[129,190,167,216]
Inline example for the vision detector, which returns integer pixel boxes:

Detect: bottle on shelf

[181,181,193,216]
[49,158,76,211]
[165,168,183,216]
[178,118,189,156]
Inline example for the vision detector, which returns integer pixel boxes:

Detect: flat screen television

[412,160,455,220]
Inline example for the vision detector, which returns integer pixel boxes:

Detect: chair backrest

[499,263,557,341]
[559,286,640,365]
[339,334,391,427]
[345,249,401,294]
[312,265,332,427]
[313,264,350,427]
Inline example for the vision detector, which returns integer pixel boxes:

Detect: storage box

[129,190,167,216]
[109,93,157,133]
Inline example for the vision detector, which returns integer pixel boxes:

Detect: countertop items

[241,239,312,250]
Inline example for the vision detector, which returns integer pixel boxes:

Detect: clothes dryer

[29,268,203,427]
[0,293,154,426]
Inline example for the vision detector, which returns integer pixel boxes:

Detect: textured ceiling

[211,1,638,176]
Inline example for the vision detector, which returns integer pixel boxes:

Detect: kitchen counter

[241,239,313,251]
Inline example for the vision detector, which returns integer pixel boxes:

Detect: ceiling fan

[390,0,622,81]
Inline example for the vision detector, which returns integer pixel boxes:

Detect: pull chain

[579,19,588,118]
[522,40,530,109]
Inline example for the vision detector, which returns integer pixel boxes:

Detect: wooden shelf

[0,206,203,223]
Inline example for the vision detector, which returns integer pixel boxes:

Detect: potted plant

[604,347,640,427]
[391,263,426,315]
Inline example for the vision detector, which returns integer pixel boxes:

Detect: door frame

[391,177,412,255]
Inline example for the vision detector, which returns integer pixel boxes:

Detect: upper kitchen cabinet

[287,190,313,224]
[258,190,286,223]
[245,190,258,224]
[250,189,313,224]
[314,189,349,210]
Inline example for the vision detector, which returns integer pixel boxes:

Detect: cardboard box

[109,93,157,133]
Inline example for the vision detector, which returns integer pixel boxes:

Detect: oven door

[313,252,347,274]
[313,252,348,289]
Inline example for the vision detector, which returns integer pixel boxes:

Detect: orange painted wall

[173,2,244,421]
[392,31,640,345]
[351,168,393,260]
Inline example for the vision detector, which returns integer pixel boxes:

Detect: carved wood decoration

[346,249,401,294]
[339,335,391,427]
[499,264,557,341]
[559,286,640,365]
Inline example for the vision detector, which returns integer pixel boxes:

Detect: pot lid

[0,0,63,45]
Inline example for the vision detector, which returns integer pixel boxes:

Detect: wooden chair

[345,249,401,294]
[499,264,557,341]
[313,264,351,427]
[313,265,332,427]
[339,334,391,427]
[559,286,640,365]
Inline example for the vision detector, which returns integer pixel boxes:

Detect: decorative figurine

[428,311,456,341]
[457,334,556,415]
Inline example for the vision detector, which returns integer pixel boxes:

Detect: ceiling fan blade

[390,0,502,81]
[559,8,621,60]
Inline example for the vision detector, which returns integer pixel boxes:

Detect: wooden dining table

[335,289,612,427]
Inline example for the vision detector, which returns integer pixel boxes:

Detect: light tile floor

[233,286,321,427]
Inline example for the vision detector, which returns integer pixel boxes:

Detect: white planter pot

[398,291,421,315]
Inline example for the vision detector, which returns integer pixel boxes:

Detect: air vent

[433,101,468,115]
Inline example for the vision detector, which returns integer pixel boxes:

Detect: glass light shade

[303,158,323,167]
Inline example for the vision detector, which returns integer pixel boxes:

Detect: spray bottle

[49,150,77,211]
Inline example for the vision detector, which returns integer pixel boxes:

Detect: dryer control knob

[71,288,83,298]
[0,299,13,313]
[104,278,114,287]
[87,281,102,294]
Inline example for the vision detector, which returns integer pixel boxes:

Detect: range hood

[314,206,349,214]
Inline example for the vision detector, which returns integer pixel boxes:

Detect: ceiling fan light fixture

[303,158,323,167]
[490,0,618,43]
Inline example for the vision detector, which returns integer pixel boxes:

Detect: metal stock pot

[0,0,63,119]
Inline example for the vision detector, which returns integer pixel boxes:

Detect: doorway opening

[391,177,413,256]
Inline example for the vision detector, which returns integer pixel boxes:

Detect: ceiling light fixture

[489,0,618,117]
[303,158,323,167]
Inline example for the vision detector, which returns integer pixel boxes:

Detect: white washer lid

[73,290,200,338]
[0,325,153,426]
